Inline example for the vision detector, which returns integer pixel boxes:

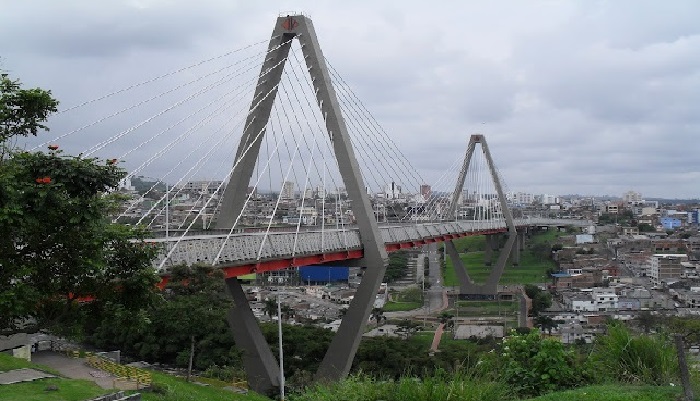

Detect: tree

[384,251,410,282]
[524,284,552,317]
[0,74,158,335]
[281,305,295,321]
[0,74,58,152]
[156,264,232,381]
[395,319,420,339]
[438,311,454,329]
[370,307,385,327]
[264,297,278,319]
[638,223,655,233]
[535,315,557,335]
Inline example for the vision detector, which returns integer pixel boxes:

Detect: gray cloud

[1,0,699,198]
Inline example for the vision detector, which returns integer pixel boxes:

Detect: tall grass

[589,323,677,385]
[290,369,508,401]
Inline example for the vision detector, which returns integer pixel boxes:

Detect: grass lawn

[0,354,271,401]
[0,377,107,401]
[141,370,271,401]
[455,300,519,317]
[526,385,681,401]
[0,354,106,401]
[383,301,422,312]
[443,231,563,287]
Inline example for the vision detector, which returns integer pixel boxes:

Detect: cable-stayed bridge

[36,14,589,393]
[149,217,584,278]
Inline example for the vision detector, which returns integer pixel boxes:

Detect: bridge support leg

[446,240,475,294]
[224,278,279,395]
[511,232,522,266]
[484,234,496,266]
[484,233,517,293]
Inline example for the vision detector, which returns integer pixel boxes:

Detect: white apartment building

[280,181,295,200]
[384,182,402,199]
[541,194,559,205]
[623,191,642,204]
[650,254,688,284]
[592,288,618,311]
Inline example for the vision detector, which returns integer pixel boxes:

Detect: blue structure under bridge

[300,266,349,284]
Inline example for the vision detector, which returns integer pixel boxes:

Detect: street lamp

[277,294,285,400]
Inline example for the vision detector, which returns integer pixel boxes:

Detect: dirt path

[31,351,137,391]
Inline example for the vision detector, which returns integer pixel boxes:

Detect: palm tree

[264,298,277,319]
[439,311,454,329]
[281,304,295,322]
[370,307,385,327]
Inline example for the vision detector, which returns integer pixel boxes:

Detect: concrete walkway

[0,368,55,385]
[430,323,445,353]
[31,351,137,390]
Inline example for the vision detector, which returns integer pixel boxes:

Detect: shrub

[589,322,677,385]
[289,369,508,401]
[484,329,582,397]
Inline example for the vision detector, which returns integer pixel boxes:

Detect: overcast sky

[1,0,699,199]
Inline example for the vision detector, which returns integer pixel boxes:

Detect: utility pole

[277,294,285,400]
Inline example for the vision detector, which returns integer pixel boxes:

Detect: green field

[0,354,106,401]
[383,301,422,312]
[443,230,562,287]
[455,300,519,316]
[0,354,270,401]
[526,385,681,401]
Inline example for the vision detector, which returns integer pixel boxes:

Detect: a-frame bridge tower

[215,14,388,394]
[445,134,519,296]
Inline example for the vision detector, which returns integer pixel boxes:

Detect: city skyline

[1,1,698,198]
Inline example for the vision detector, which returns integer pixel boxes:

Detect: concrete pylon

[214,15,387,393]
[511,232,521,266]
[445,135,517,296]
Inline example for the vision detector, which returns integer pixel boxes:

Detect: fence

[85,355,152,389]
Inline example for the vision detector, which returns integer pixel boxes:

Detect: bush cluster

[483,329,582,397]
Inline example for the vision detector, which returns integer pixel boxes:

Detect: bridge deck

[150,218,588,278]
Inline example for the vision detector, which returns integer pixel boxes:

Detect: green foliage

[637,223,655,232]
[528,384,681,401]
[0,377,107,401]
[525,284,552,316]
[89,264,239,372]
[290,370,509,401]
[667,316,700,345]
[484,329,582,397]
[261,323,333,387]
[0,118,158,334]
[395,319,421,339]
[370,307,385,326]
[352,335,486,380]
[443,231,557,286]
[142,369,271,401]
[384,250,410,282]
[393,287,423,303]
[382,300,422,312]
[0,354,107,401]
[589,323,677,385]
[0,73,58,144]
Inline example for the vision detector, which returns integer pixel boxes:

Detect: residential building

[622,191,642,204]
[280,181,295,200]
[649,254,688,284]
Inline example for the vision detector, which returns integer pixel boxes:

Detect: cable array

[34,31,515,273]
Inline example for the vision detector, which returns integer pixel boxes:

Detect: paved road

[385,243,448,319]
[32,351,137,390]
